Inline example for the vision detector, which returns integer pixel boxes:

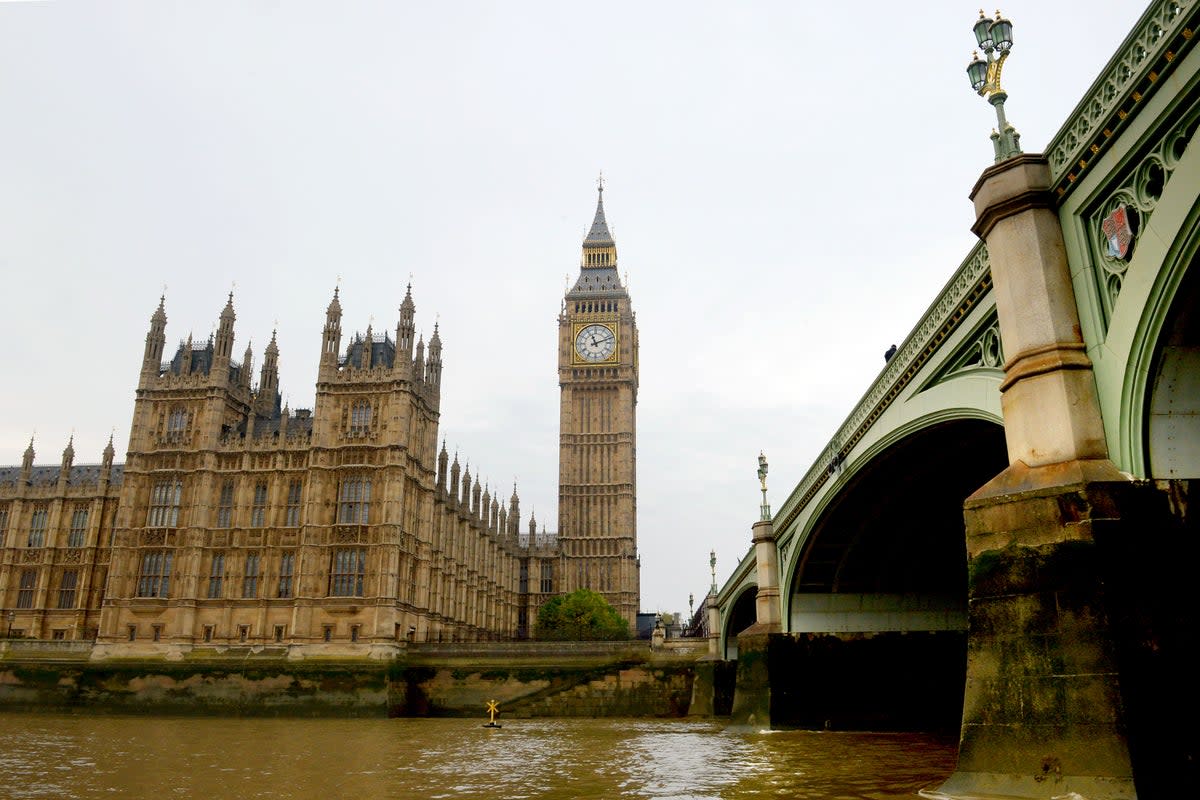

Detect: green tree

[535,589,630,641]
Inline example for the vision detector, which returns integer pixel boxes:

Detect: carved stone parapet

[139,530,167,547]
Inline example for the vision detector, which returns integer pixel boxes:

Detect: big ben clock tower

[557,179,640,626]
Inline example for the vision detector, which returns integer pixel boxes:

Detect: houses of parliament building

[0,188,640,653]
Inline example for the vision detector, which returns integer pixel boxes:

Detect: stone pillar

[751,519,780,631]
[932,154,1135,800]
[730,517,784,728]
[706,592,720,657]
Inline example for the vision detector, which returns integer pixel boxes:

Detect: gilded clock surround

[572,322,618,364]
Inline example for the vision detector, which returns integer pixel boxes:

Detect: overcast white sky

[0,1,1148,614]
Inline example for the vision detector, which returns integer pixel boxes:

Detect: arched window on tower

[349,400,371,436]
[166,408,189,443]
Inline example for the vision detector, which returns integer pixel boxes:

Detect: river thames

[0,714,957,799]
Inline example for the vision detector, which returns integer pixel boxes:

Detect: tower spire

[320,286,343,369]
[584,175,615,246]
[142,295,168,378]
[574,177,620,280]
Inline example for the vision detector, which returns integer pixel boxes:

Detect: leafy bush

[535,589,630,641]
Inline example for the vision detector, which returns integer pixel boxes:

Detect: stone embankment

[0,639,708,717]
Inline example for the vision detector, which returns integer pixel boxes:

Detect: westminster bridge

[705,2,1199,798]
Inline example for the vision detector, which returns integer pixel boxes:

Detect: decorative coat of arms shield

[1101,205,1135,260]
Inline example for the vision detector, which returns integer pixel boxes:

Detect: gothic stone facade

[0,286,565,652]
[0,192,636,651]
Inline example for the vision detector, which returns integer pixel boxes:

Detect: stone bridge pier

[927,154,1136,799]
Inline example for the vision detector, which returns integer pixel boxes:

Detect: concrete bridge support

[931,155,1136,799]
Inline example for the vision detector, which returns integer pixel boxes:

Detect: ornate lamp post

[757,451,770,521]
[6,610,14,638]
[709,549,717,594]
[967,9,1021,162]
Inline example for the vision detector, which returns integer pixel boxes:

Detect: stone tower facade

[556,184,640,625]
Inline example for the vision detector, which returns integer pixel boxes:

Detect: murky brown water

[0,714,957,799]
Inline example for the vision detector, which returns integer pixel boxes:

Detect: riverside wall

[0,639,706,718]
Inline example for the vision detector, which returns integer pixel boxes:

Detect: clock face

[575,323,616,362]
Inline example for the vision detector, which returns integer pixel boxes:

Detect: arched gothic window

[350,400,371,434]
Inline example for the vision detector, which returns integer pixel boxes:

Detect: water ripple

[0,714,955,799]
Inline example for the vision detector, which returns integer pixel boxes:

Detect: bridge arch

[1125,193,1200,478]
[777,413,1007,730]
[1103,130,1200,478]
[720,586,757,660]
[779,409,1004,606]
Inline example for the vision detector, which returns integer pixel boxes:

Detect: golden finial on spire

[597,171,604,194]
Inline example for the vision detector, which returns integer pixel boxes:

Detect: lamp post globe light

[757,451,771,521]
[6,610,14,638]
[967,9,1021,162]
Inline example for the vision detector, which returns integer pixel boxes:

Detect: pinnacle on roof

[584,180,614,247]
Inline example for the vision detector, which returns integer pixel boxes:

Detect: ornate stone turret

[414,335,426,383]
[181,333,194,374]
[213,293,236,376]
[528,511,537,538]
[100,433,115,487]
[450,453,461,505]
[426,323,443,391]
[471,475,482,519]
[254,330,280,418]
[461,464,471,509]
[481,484,491,530]
[436,440,449,493]
[508,484,520,537]
[142,296,167,378]
[397,284,415,369]
[320,287,342,369]
[240,341,254,389]
[21,437,34,485]
[362,324,374,370]
[491,497,500,535]
[59,436,75,485]
[102,433,115,470]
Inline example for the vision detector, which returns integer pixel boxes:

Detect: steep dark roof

[0,463,124,489]
[567,267,625,298]
[339,333,396,369]
[167,340,213,376]
[584,192,614,245]
[251,411,314,439]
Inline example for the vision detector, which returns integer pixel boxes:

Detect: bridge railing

[1046,0,1198,198]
